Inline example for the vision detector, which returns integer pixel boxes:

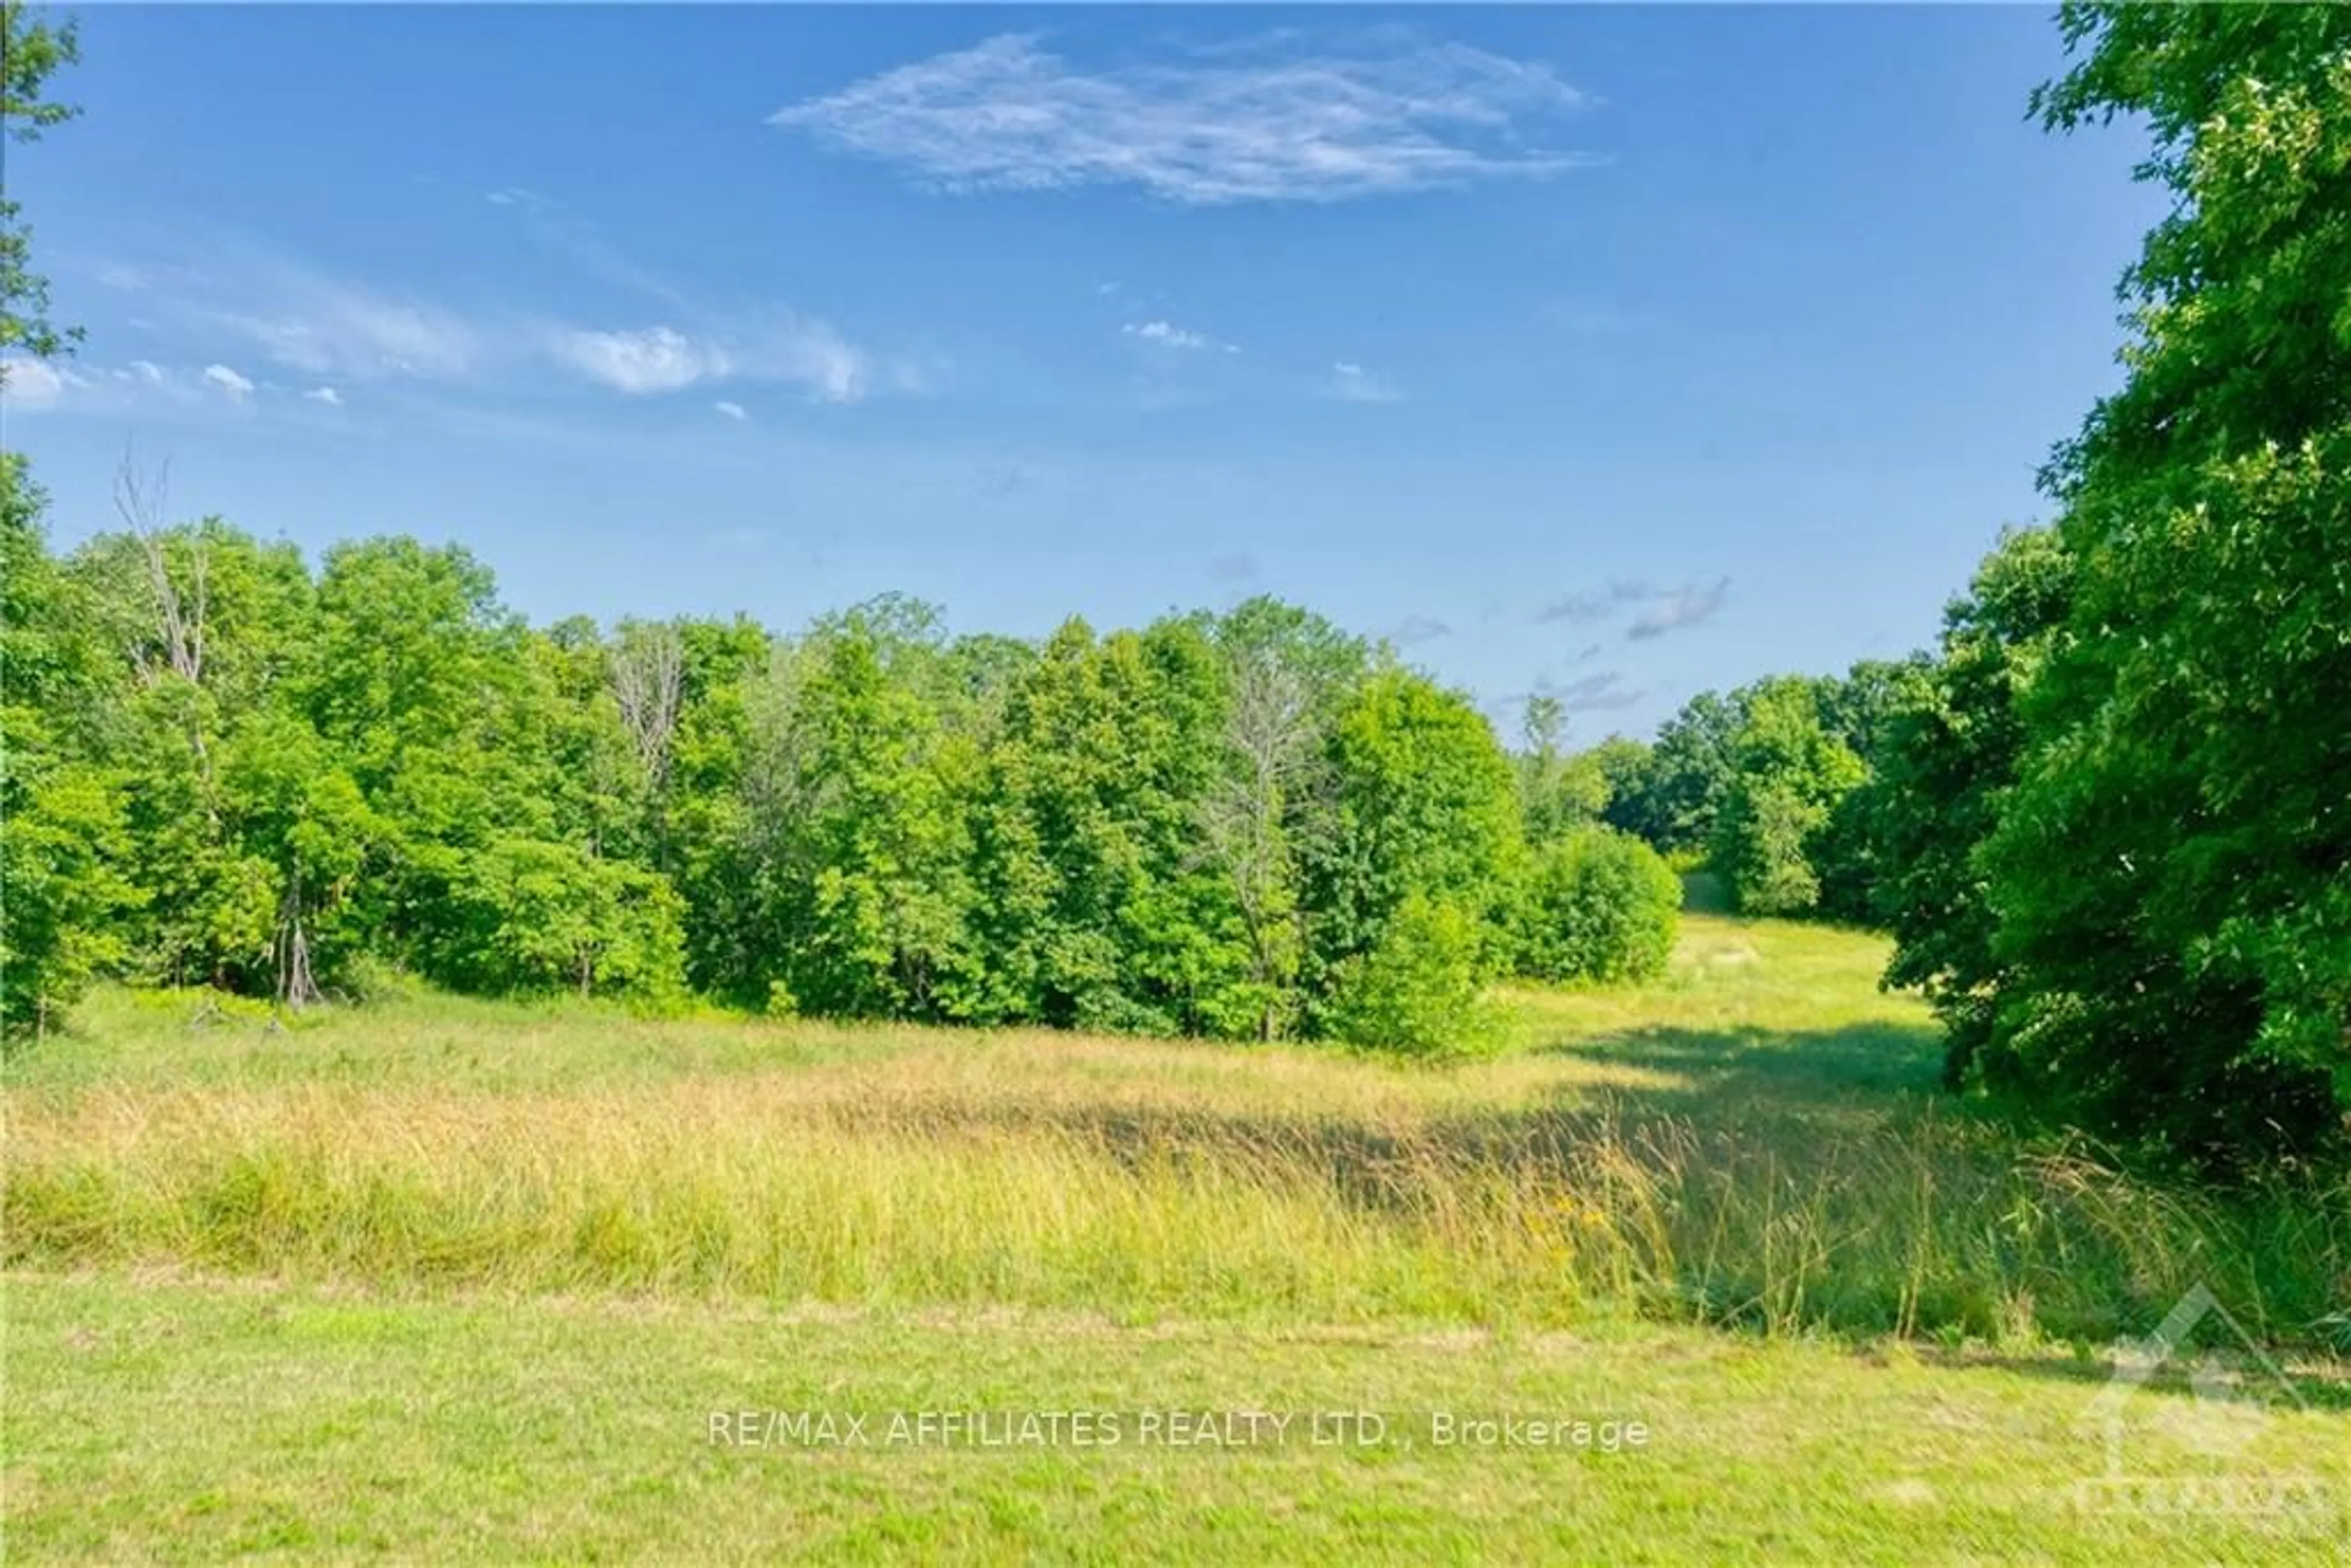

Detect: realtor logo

[2070,1283,2334,1521]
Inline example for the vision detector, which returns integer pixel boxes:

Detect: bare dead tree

[113,449,208,689]
[1196,650,1319,1040]
[610,620,685,788]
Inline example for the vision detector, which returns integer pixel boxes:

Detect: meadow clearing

[6,911,2347,1562]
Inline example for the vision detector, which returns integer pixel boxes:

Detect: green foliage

[0,1,80,367]
[1607,690,1743,853]
[1325,894,1499,1057]
[10,479,1708,1053]
[1859,6,2351,1169]
[1,457,140,1035]
[754,603,979,1021]
[1709,679,1867,918]
[1512,827,1681,985]
[1313,668,1523,989]
[1998,4,2351,1165]
[1864,528,2074,1089]
[449,838,688,1003]
[1513,696,1611,847]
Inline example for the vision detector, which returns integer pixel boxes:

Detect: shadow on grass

[825,1016,2347,1356]
[854,1020,1959,1197]
[1548,1020,1949,1129]
[842,1020,1997,1256]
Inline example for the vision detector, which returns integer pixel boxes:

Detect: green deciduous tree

[1616,690,1745,855]
[1309,667,1524,1005]
[1709,678,1866,917]
[1970,4,2351,1165]
[1865,527,2074,1090]
[2,458,140,1035]
[1513,827,1681,986]
[1326,893,1499,1058]
[1513,695,1610,848]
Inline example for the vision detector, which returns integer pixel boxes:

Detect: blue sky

[1,4,2166,738]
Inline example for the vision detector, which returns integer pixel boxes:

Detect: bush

[1325,896,1500,1058]
[1512,827,1681,985]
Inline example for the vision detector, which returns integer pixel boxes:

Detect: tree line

[0,464,1682,1053]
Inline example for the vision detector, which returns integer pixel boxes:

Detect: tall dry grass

[10,1062,2346,1346]
[7,917,2345,1348]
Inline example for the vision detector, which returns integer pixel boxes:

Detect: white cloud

[202,363,256,401]
[1123,320,1238,354]
[771,32,1594,206]
[714,400,748,421]
[552,326,727,394]
[303,386,343,406]
[1,355,67,410]
[1326,361,1403,403]
[104,233,901,410]
[550,317,872,402]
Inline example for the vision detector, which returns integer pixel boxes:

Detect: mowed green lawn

[7,915,2347,1561]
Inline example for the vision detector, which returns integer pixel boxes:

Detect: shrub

[1325,895,1500,1058]
[1512,827,1681,985]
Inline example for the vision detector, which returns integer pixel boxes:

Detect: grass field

[7,913,2348,1561]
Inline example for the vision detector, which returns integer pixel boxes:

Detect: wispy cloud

[302,385,343,407]
[165,250,484,383]
[738,314,875,402]
[1535,669,1645,713]
[1325,361,1403,403]
[714,399,748,422]
[1382,613,1452,648]
[0,355,67,409]
[484,185,692,312]
[1626,577,1730,641]
[1536,579,1653,625]
[1123,320,1238,354]
[94,234,900,407]
[202,363,257,402]
[771,32,1595,206]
